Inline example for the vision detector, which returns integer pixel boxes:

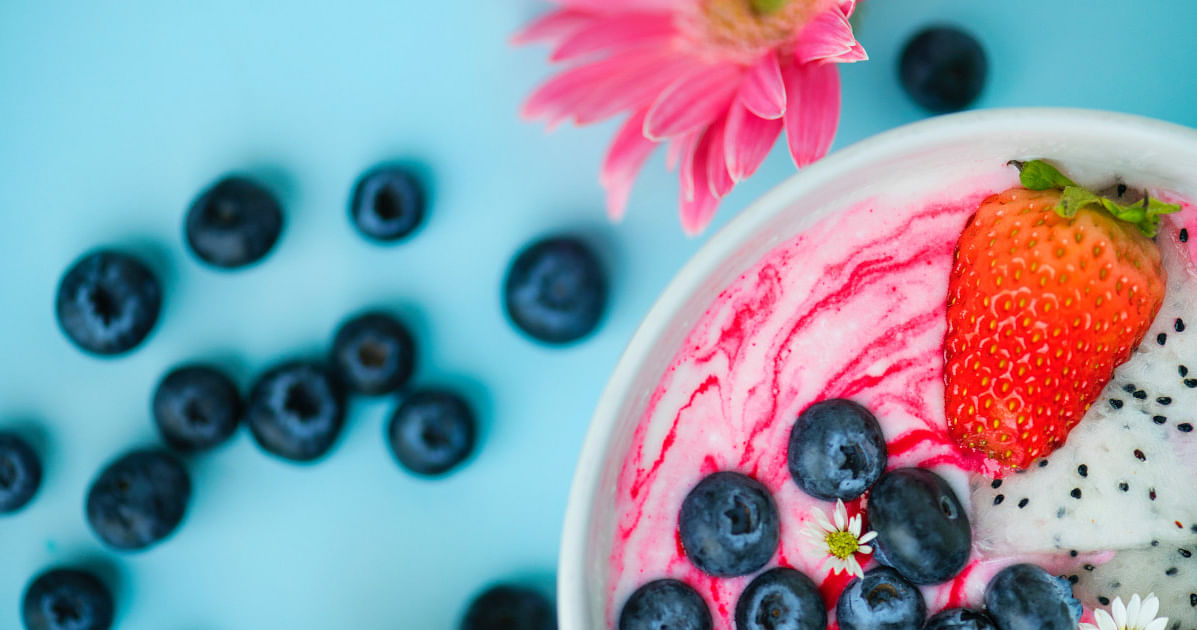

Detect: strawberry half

[944,160,1178,471]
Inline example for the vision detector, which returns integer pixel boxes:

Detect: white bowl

[557,108,1197,629]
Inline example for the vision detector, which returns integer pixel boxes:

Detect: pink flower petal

[793,8,865,65]
[666,131,699,172]
[782,60,841,168]
[834,41,868,63]
[552,0,680,12]
[511,9,592,45]
[600,109,657,221]
[704,115,734,198]
[550,13,675,61]
[679,135,722,235]
[644,63,743,141]
[738,53,786,120]
[724,100,784,182]
[522,45,677,128]
[572,53,695,125]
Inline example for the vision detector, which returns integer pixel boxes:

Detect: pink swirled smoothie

[609,164,1197,630]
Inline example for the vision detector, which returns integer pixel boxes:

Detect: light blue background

[1,1,1195,627]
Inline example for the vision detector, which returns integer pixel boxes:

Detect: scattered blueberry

[788,399,887,501]
[22,568,114,630]
[836,566,926,630]
[460,584,555,630]
[735,567,826,630]
[678,471,779,577]
[349,165,426,242]
[330,311,416,395]
[0,432,41,513]
[923,608,996,630]
[867,468,971,584]
[504,236,607,345]
[152,364,242,452]
[55,250,162,356]
[387,389,476,477]
[620,579,711,630]
[984,563,1081,630]
[185,176,283,268]
[247,361,346,462]
[898,26,987,113]
[85,449,191,551]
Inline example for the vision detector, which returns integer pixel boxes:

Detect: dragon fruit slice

[971,233,1197,554]
[1070,544,1197,630]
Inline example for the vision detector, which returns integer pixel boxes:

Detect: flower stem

[750,0,788,15]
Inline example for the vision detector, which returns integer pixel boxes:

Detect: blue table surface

[1,1,1195,627]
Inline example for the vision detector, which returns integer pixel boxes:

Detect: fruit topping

[678,471,780,577]
[944,160,1177,470]
[619,579,712,630]
[735,567,827,630]
[984,563,1081,630]
[788,398,887,501]
[836,566,926,630]
[867,468,971,585]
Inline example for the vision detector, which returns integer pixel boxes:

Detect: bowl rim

[557,107,1197,629]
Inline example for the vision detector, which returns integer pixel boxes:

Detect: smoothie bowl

[560,109,1197,630]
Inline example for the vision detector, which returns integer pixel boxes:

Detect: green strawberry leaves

[1011,159,1179,238]
[1011,159,1076,190]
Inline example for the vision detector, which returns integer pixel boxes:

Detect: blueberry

[330,312,416,395]
[735,567,827,630]
[152,364,242,452]
[85,449,190,551]
[984,564,1081,630]
[788,399,887,501]
[923,608,996,630]
[55,250,161,356]
[22,568,114,630]
[619,579,711,630]
[247,361,346,462]
[679,471,779,576]
[836,566,926,630]
[388,389,475,477]
[460,584,555,630]
[504,236,607,345]
[898,27,987,113]
[0,432,42,513]
[349,165,425,242]
[867,468,971,584]
[185,176,283,268]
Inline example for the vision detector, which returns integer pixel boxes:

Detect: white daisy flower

[1079,593,1168,630]
[802,499,877,578]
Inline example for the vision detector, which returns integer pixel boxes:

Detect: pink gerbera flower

[516,0,866,233]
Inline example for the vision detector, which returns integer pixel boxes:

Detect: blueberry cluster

[620,398,1081,630]
[11,164,599,629]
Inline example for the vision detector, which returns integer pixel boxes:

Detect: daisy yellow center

[684,0,823,62]
[825,530,860,559]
